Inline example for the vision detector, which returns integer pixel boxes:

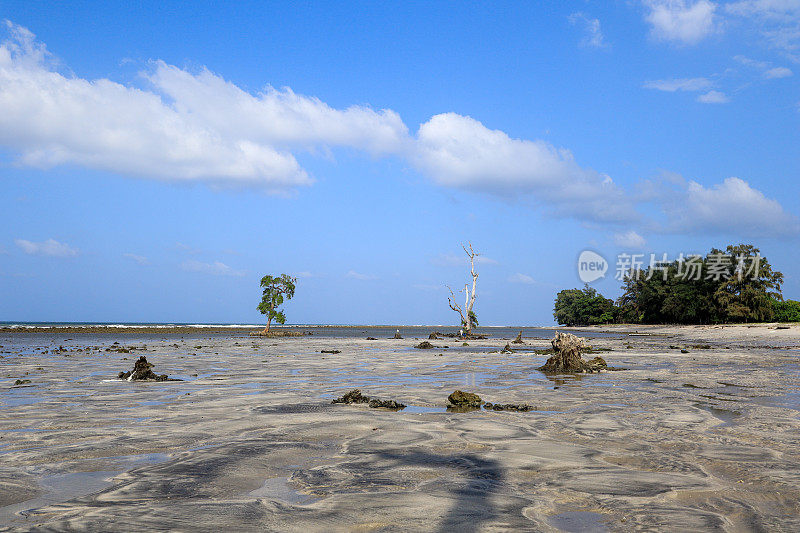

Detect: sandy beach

[1,324,799,531]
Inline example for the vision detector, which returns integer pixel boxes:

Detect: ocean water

[0,323,621,340]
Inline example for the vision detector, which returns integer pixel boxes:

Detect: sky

[1,0,799,325]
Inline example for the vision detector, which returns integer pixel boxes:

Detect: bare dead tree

[447,242,479,334]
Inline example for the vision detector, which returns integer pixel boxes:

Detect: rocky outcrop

[537,332,608,373]
[118,356,177,381]
[332,389,370,404]
[332,389,406,410]
[415,341,435,349]
[368,398,405,409]
[392,330,403,339]
[512,331,524,344]
[447,390,482,408]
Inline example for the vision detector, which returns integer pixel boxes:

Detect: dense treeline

[553,286,616,326]
[554,244,800,326]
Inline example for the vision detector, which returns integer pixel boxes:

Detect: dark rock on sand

[321,349,341,354]
[429,332,439,339]
[365,337,377,340]
[118,356,177,381]
[500,343,514,354]
[332,389,405,410]
[368,398,406,409]
[332,389,370,404]
[14,379,32,386]
[586,356,607,369]
[392,330,403,339]
[486,402,532,412]
[249,330,307,337]
[448,390,482,408]
[415,341,435,349]
[538,332,610,373]
[512,331,524,344]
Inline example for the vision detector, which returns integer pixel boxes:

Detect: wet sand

[1,325,799,531]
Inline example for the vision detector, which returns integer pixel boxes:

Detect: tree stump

[538,332,606,373]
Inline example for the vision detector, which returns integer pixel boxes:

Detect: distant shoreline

[0,322,800,334]
[0,323,555,332]
[1,322,795,337]
[0,323,561,337]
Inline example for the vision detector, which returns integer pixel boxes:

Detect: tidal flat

[1,325,799,532]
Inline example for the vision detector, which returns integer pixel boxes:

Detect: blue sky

[1,1,798,325]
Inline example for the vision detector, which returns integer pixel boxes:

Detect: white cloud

[569,12,609,48]
[175,242,202,254]
[668,177,799,235]
[0,22,634,225]
[734,55,793,78]
[2,21,797,239]
[725,1,800,55]
[644,77,733,104]
[123,253,149,265]
[147,61,409,156]
[292,271,314,279]
[346,270,377,280]
[15,238,78,257]
[414,113,635,222]
[643,77,714,91]
[764,66,793,77]
[734,54,769,69]
[613,230,647,248]
[0,22,406,192]
[726,0,800,17]
[508,273,536,284]
[697,90,730,103]
[180,260,244,277]
[644,0,718,45]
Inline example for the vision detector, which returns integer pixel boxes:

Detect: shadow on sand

[375,450,505,532]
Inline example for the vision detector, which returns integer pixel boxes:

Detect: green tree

[714,244,783,323]
[461,309,479,328]
[616,243,784,324]
[554,284,615,326]
[772,299,800,322]
[257,274,297,332]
